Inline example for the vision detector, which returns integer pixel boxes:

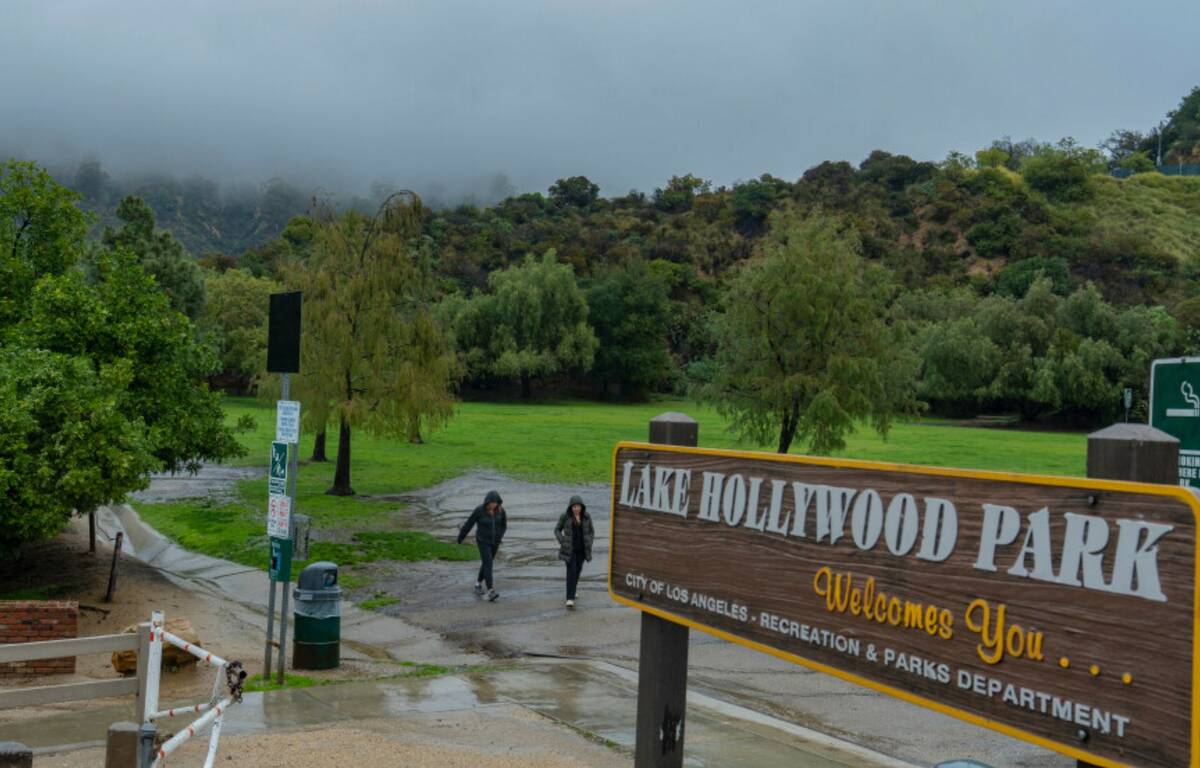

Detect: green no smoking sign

[1150,357,1200,487]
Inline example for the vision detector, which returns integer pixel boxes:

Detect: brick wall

[0,601,78,677]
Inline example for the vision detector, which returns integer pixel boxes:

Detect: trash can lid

[298,561,339,590]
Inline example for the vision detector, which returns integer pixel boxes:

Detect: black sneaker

[474,582,484,596]
[487,589,499,602]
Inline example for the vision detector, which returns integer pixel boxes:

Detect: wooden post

[104,722,138,768]
[634,412,697,768]
[134,621,151,724]
[1081,422,1178,767]
[104,532,124,603]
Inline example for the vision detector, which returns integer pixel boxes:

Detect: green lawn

[135,397,1086,578]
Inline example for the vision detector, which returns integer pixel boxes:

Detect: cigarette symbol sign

[1166,381,1200,418]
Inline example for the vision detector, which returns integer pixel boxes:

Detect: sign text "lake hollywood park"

[618,459,1173,603]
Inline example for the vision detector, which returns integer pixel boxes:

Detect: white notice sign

[267,494,292,539]
[276,400,301,443]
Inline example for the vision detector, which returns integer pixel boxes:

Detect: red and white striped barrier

[141,611,245,768]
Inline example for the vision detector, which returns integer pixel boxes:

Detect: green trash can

[293,562,341,670]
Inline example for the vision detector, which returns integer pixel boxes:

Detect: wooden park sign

[608,442,1200,768]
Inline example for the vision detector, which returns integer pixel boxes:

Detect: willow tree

[285,193,456,495]
[696,209,919,455]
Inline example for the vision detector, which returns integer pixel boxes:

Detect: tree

[285,193,456,495]
[0,162,242,552]
[696,210,917,454]
[1018,139,1106,203]
[548,176,600,209]
[653,174,710,213]
[586,259,674,398]
[202,268,280,393]
[103,196,206,318]
[0,347,156,554]
[0,161,90,330]
[451,250,597,398]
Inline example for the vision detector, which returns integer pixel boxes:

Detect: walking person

[458,490,507,602]
[555,495,594,609]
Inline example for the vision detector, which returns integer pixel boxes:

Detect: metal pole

[276,372,293,685]
[263,581,276,681]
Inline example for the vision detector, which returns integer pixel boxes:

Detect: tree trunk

[311,430,328,462]
[327,418,355,496]
[89,510,96,554]
[520,374,532,399]
[777,406,799,454]
[407,413,423,444]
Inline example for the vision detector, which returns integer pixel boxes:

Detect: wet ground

[361,473,1070,768]
[5,663,910,767]
[9,466,1073,767]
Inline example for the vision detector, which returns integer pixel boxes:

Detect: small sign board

[276,400,301,444]
[269,536,293,582]
[267,494,292,539]
[269,442,288,496]
[1151,357,1200,487]
[609,442,1199,768]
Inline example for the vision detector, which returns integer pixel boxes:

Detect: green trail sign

[269,441,288,496]
[1150,357,1200,487]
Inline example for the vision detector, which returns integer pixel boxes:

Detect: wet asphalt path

[360,472,1070,768]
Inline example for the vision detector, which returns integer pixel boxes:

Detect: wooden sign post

[610,438,1199,768]
[634,413,697,768]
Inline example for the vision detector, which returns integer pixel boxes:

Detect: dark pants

[477,543,498,589]
[566,554,585,600]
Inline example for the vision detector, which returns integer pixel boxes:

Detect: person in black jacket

[554,495,594,608]
[458,490,507,601]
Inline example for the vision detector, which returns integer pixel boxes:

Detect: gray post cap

[1087,423,1179,444]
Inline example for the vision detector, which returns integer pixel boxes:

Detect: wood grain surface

[609,444,1198,768]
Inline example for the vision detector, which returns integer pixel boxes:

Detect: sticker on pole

[269,442,288,496]
[276,400,301,444]
[1150,357,1200,487]
[267,494,292,539]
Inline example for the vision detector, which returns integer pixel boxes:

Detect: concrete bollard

[0,742,31,768]
[105,721,140,768]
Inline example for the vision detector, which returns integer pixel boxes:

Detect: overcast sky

[3,0,1197,197]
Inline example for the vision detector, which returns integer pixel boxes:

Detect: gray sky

[3,0,1197,197]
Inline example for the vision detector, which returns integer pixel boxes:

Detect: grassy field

[136,397,1086,577]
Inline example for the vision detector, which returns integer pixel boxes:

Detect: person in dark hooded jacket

[554,495,594,608]
[458,490,507,601]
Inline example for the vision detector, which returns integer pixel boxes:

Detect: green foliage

[0,347,156,553]
[548,176,600,209]
[914,278,1184,421]
[102,196,206,318]
[284,194,456,492]
[585,259,674,398]
[0,162,243,551]
[653,174,710,213]
[1018,139,1106,202]
[696,210,918,454]
[450,250,597,397]
[1117,151,1155,173]
[0,161,90,329]
[995,256,1070,297]
[201,268,280,391]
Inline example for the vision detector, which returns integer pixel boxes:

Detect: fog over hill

[3,0,1198,201]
